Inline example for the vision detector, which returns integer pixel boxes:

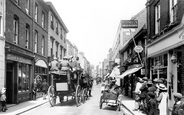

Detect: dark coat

[41,82,49,91]
[148,98,159,115]
[172,101,183,115]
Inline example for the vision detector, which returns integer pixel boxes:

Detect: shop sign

[134,45,143,53]
[7,54,32,64]
[121,20,138,28]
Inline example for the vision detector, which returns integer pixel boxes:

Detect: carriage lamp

[170,54,177,64]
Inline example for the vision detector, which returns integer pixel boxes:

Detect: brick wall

[181,45,184,95]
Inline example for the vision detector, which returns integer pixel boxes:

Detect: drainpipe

[32,0,35,100]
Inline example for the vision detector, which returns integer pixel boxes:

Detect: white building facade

[0,0,5,89]
[46,2,68,60]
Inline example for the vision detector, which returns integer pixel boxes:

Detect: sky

[46,0,147,66]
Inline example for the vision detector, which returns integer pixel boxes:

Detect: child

[0,87,7,112]
[147,92,159,115]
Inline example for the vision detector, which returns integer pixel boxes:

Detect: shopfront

[147,18,184,109]
[35,59,48,98]
[119,64,142,98]
[6,53,33,104]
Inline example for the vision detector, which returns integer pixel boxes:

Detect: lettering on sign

[121,20,138,28]
[7,54,32,64]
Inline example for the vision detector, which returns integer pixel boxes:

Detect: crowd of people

[133,77,184,115]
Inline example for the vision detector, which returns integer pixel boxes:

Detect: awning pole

[130,29,143,67]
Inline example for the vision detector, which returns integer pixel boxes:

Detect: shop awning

[117,67,142,79]
[35,60,48,68]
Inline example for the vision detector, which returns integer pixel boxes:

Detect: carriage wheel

[99,96,103,109]
[48,85,56,107]
[81,88,87,103]
[75,85,82,107]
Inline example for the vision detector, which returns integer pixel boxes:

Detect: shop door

[6,62,14,104]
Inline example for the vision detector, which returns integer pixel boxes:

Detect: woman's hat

[158,84,167,90]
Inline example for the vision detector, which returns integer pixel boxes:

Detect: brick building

[146,0,184,111]
[5,0,49,104]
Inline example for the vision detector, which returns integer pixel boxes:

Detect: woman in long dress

[157,84,168,115]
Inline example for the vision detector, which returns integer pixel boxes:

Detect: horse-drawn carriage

[48,57,92,107]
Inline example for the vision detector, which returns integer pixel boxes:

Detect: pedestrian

[0,87,7,112]
[147,92,159,115]
[157,84,168,115]
[172,93,183,115]
[41,79,49,100]
[32,79,37,100]
[133,77,143,111]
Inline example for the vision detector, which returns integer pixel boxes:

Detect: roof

[46,2,69,33]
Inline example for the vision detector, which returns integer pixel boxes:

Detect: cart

[99,85,122,110]
[47,70,83,107]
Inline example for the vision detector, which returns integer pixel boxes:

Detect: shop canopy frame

[117,66,142,79]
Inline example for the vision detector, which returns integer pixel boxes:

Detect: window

[64,32,66,43]
[41,12,45,28]
[56,21,58,34]
[41,36,45,56]
[18,63,30,93]
[34,30,38,53]
[50,38,54,57]
[25,0,30,14]
[60,28,63,39]
[25,24,30,49]
[13,15,19,44]
[170,0,177,23]
[55,42,59,58]
[155,5,160,34]
[60,46,63,59]
[35,3,38,22]
[0,15,2,36]
[50,14,54,29]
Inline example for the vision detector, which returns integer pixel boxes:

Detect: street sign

[121,20,138,28]
[134,45,143,53]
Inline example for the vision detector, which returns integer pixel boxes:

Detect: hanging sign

[121,20,138,28]
[134,45,143,53]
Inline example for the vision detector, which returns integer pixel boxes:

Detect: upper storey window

[50,14,54,29]
[13,15,19,45]
[25,0,30,15]
[155,5,160,34]
[35,3,38,22]
[170,0,177,23]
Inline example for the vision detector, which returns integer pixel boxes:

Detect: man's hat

[148,87,157,92]
[147,80,153,85]
[173,93,183,99]
[154,78,163,83]
[1,87,6,94]
[147,92,155,98]
[142,77,148,81]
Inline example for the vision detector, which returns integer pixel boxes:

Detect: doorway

[6,61,14,103]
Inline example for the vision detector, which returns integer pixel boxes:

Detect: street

[19,84,128,115]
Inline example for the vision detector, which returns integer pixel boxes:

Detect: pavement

[118,95,145,115]
[0,85,145,115]
[0,97,48,115]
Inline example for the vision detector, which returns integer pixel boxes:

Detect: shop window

[18,63,30,93]
[150,54,167,80]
